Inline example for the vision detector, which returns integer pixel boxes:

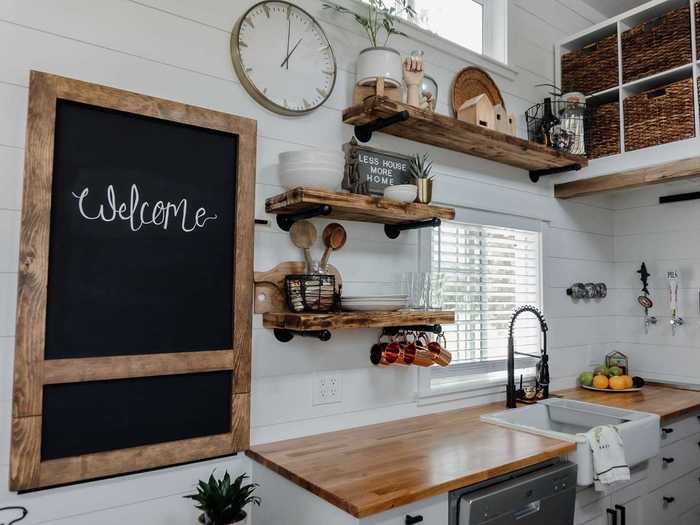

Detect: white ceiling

[580,0,650,18]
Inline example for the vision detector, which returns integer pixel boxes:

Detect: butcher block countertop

[557,383,700,423]
[246,403,575,518]
[246,384,700,518]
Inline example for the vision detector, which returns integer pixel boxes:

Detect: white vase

[356,47,403,88]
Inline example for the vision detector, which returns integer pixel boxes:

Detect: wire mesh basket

[526,99,592,156]
[285,274,339,313]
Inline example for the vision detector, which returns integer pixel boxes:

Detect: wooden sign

[342,139,412,195]
[10,71,256,490]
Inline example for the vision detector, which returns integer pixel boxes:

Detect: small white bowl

[383,184,418,203]
[279,167,343,191]
[280,150,344,164]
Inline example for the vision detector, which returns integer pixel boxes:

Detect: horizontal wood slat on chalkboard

[42,350,235,384]
[10,71,256,491]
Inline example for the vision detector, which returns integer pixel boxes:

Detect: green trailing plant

[185,471,261,525]
[409,153,435,181]
[322,0,415,47]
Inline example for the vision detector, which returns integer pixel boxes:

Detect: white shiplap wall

[607,179,700,385]
[0,1,613,523]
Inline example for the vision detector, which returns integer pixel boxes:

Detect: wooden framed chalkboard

[10,71,256,490]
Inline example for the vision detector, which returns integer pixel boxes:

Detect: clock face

[231,1,337,116]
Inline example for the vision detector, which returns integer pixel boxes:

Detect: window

[420,218,542,397]
[358,0,508,64]
[411,0,484,55]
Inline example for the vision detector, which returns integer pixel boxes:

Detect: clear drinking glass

[401,272,445,309]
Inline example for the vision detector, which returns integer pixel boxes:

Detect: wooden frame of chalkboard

[10,71,256,490]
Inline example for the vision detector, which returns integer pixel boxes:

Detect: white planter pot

[356,47,402,88]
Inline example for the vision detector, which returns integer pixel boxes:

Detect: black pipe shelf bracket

[354,110,410,143]
[385,217,441,239]
[529,162,582,183]
[276,204,332,231]
[383,324,443,336]
[273,328,332,343]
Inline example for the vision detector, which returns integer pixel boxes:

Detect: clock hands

[280,37,303,69]
[285,16,291,70]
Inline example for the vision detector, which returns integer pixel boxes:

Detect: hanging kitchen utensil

[320,223,347,270]
[289,220,317,273]
[667,270,683,335]
[637,262,656,333]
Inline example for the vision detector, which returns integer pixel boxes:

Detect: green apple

[608,366,622,377]
[579,371,594,386]
[594,365,608,376]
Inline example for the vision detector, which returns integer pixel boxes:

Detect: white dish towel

[584,425,630,491]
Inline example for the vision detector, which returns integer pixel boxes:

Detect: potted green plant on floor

[322,0,415,88]
[410,153,435,204]
[185,471,260,525]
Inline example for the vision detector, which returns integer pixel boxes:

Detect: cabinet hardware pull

[405,515,423,525]
[662,457,675,464]
[606,508,618,525]
[661,428,674,434]
[663,496,675,504]
[615,504,626,525]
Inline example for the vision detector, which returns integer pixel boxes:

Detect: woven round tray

[451,67,505,116]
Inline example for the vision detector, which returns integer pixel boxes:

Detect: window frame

[417,208,544,403]
[350,0,515,79]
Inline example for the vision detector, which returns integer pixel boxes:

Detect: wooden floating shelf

[555,156,700,199]
[266,187,455,225]
[263,310,455,332]
[342,97,587,180]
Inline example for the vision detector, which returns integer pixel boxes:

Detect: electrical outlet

[313,373,342,406]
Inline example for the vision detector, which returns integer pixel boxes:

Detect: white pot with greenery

[323,0,415,88]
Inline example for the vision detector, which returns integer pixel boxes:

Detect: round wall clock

[231,1,337,116]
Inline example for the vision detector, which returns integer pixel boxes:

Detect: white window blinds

[428,220,542,390]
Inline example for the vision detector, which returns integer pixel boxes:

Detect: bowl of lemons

[578,365,645,392]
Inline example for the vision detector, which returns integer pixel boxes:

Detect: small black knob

[663,457,675,464]
[405,515,423,525]
[663,496,675,504]
[662,428,674,435]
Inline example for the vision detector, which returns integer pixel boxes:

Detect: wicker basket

[696,2,700,56]
[623,77,695,152]
[622,6,691,84]
[561,34,618,95]
[588,101,620,159]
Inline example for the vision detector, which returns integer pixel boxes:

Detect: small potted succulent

[185,471,260,525]
[410,153,435,204]
[322,0,415,88]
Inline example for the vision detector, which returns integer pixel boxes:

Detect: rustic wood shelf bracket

[383,324,443,335]
[276,205,332,231]
[273,328,332,343]
[354,110,410,143]
[384,217,441,239]
[529,163,583,183]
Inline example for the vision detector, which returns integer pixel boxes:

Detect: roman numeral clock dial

[231,1,337,116]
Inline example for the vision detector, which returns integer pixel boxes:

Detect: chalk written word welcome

[72,184,218,233]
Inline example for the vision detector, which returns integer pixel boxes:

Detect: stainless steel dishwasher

[449,460,577,525]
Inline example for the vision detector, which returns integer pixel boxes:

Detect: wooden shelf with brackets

[341,96,587,182]
[254,261,455,342]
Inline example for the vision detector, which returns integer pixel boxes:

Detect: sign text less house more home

[343,139,412,195]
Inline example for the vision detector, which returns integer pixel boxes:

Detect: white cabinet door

[660,413,700,447]
[648,432,700,491]
[361,494,447,525]
[644,467,700,525]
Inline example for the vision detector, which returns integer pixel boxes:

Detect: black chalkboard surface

[41,371,233,460]
[45,100,237,359]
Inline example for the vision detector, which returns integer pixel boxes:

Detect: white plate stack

[279,150,345,191]
[341,295,408,312]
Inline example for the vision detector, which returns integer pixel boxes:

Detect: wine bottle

[539,97,560,147]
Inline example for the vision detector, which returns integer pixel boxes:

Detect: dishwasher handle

[513,500,541,520]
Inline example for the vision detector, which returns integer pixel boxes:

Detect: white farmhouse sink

[481,398,660,486]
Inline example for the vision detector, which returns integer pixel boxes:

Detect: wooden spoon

[289,220,317,272]
[320,223,347,270]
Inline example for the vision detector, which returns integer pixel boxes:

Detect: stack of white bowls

[279,150,345,191]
